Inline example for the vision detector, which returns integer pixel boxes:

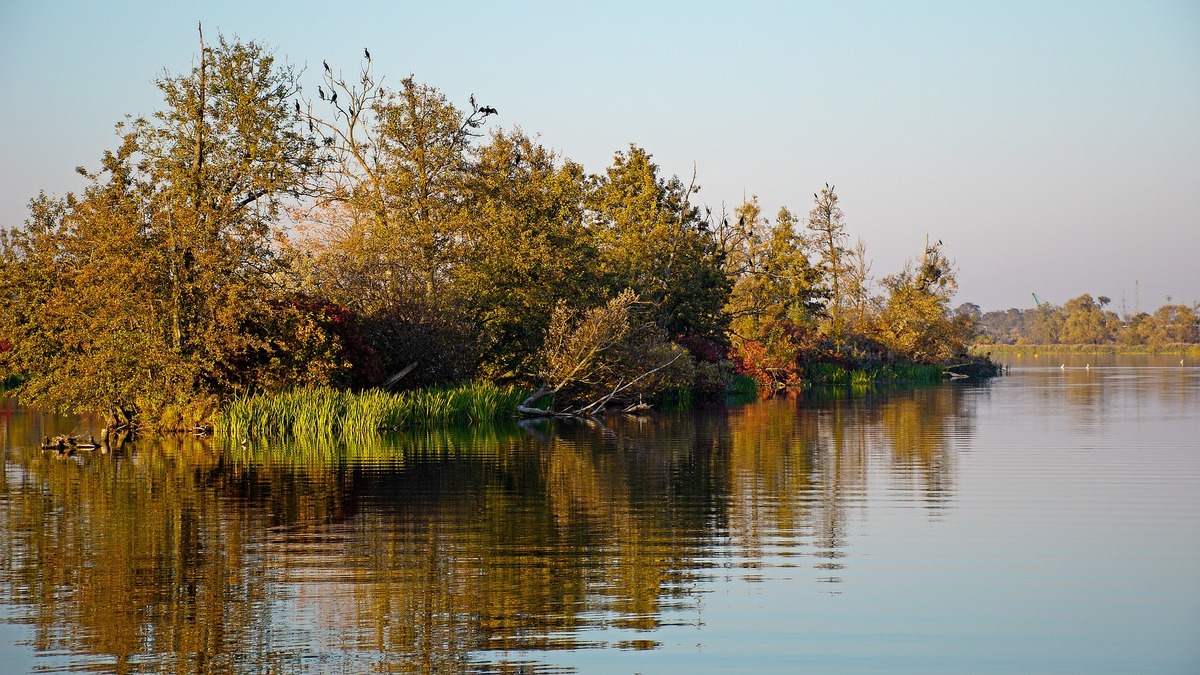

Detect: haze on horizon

[2,0,1196,313]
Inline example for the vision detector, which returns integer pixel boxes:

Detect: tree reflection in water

[1,385,974,673]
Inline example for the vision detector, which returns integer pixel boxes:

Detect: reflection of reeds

[220,423,526,464]
[216,382,530,441]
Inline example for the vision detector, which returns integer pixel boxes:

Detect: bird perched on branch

[480,105,498,115]
[318,87,325,100]
[323,59,331,73]
[364,47,371,61]
[330,91,337,105]
[294,100,300,114]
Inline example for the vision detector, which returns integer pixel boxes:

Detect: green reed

[807,362,946,387]
[216,382,530,442]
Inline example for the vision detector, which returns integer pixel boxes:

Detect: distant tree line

[0,33,977,429]
[968,295,1200,348]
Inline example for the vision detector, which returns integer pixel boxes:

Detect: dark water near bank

[2,356,1198,673]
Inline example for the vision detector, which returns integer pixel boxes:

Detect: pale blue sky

[2,0,1197,311]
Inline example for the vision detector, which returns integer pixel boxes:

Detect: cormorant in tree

[330,91,337,105]
[469,93,476,109]
[294,100,300,114]
[308,119,314,133]
[318,87,325,100]
[324,59,331,73]
[364,47,371,60]
[480,105,497,115]
[738,215,745,228]
[348,105,355,118]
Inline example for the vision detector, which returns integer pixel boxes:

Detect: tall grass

[216,381,530,442]
[806,362,945,387]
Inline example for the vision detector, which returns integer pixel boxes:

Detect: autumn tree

[518,290,689,416]
[724,199,824,389]
[1061,294,1110,345]
[876,239,971,362]
[1146,304,1200,347]
[295,60,499,386]
[0,32,337,428]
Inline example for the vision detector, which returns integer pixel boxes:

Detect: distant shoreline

[973,344,1200,356]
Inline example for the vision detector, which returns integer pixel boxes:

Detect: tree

[518,290,689,416]
[295,64,498,386]
[1146,304,1200,347]
[1025,303,1065,345]
[806,184,851,344]
[724,199,824,389]
[1061,294,1109,345]
[455,129,597,379]
[587,146,729,346]
[876,239,970,362]
[0,32,335,428]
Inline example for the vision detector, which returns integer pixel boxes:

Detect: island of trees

[0,33,989,433]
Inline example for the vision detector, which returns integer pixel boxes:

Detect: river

[2,354,1198,673]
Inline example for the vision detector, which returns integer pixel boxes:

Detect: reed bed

[806,362,946,387]
[216,382,530,442]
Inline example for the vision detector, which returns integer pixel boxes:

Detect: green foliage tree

[456,129,597,379]
[587,146,729,345]
[806,183,851,344]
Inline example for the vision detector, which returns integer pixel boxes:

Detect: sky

[1,0,1197,312]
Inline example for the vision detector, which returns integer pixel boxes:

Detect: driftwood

[517,352,683,419]
[41,434,101,453]
[943,360,1000,380]
[382,361,419,391]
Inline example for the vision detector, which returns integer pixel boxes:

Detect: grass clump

[216,381,530,442]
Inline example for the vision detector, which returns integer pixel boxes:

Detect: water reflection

[0,380,1018,673]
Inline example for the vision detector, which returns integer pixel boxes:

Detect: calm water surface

[2,355,1198,673]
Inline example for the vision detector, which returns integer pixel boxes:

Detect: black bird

[318,87,325,100]
[308,119,314,132]
[330,91,337,105]
[348,105,355,118]
[324,59,331,73]
[469,93,476,109]
[481,105,497,115]
[294,100,300,114]
[364,47,371,61]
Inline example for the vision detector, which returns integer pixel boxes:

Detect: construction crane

[1032,293,1043,307]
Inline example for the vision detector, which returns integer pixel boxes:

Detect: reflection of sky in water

[2,357,1198,673]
